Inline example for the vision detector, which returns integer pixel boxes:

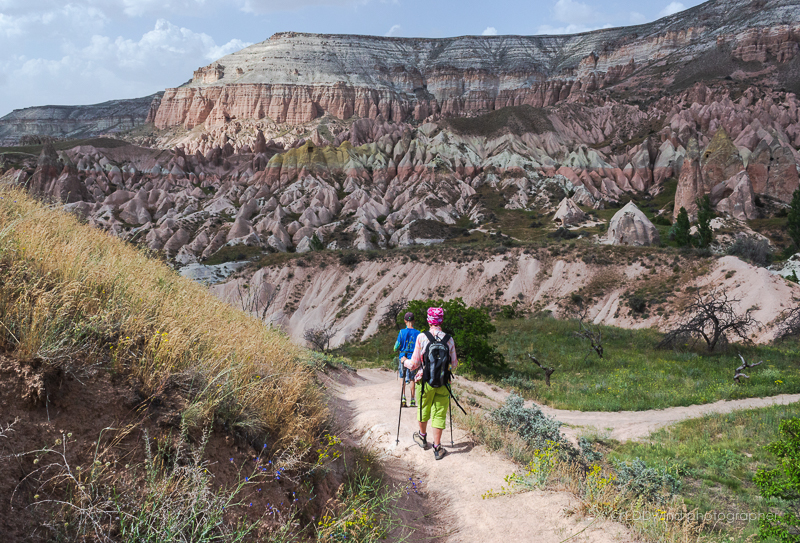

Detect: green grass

[338,316,800,412]
[493,316,800,411]
[202,244,264,265]
[608,404,800,539]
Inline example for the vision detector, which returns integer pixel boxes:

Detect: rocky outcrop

[0,93,163,146]
[553,197,587,226]
[606,202,660,246]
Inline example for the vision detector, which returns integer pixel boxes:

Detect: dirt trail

[458,377,800,441]
[332,368,635,543]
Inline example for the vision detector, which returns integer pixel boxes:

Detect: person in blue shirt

[394,311,420,407]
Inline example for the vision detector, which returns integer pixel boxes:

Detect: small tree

[303,324,338,352]
[788,187,800,248]
[754,417,800,542]
[574,309,604,360]
[672,207,692,247]
[695,195,714,248]
[658,288,758,352]
[775,304,800,341]
[406,297,506,374]
[380,297,408,330]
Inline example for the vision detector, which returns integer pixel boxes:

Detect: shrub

[789,188,800,248]
[613,458,681,504]
[489,394,573,455]
[754,417,800,542]
[500,373,536,392]
[670,207,691,247]
[628,294,648,314]
[547,227,579,240]
[498,301,524,319]
[695,195,714,248]
[727,236,774,267]
[579,437,603,463]
[338,252,360,266]
[406,297,506,373]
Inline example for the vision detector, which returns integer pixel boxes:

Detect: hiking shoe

[413,432,428,449]
[401,396,407,408]
[410,398,416,407]
[433,445,448,461]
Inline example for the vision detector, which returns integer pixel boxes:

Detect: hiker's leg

[409,380,415,399]
[430,388,448,447]
[418,420,427,434]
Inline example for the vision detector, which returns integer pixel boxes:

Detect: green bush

[670,207,691,247]
[695,195,714,249]
[613,458,681,504]
[727,236,774,267]
[405,297,506,374]
[754,417,800,542]
[788,188,800,248]
[490,394,574,455]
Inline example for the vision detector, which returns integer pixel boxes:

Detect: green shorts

[417,384,450,429]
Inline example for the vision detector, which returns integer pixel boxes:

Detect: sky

[0,0,703,116]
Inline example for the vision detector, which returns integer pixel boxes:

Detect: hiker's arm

[405,334,423,371]
[393,331,401,352]
[449,338,458,372]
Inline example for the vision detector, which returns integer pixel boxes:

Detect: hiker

[394,311,420,407]
[403,307,458,460]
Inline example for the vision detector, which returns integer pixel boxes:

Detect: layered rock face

[9,81,800,268]
[0,94,163,146]
[152,0,800,130]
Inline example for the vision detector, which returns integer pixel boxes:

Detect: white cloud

[536,23,612,35]
[629,11,647,24]
[239,0,368,13]
[552,0,597,25]
[482,26,498,36]
[658,2,686,18]
[0,19,252,111]
[385,24,401,37]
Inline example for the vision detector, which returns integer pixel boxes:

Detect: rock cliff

[151,0,800,130]
[0,93,163,146]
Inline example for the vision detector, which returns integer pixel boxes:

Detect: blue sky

[0,0,702,116]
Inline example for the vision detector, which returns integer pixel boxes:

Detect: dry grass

[0,182,325,447]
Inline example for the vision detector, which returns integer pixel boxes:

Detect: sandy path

[458,377,800,441]
[331,368,634,543]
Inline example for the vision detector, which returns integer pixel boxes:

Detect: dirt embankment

[0,355,339,542]
[212,249,800,347]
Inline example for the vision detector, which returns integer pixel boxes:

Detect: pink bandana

[427,307,444,325]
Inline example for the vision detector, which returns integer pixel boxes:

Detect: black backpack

[422,331,452,388]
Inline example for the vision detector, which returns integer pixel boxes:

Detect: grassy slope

[0,183,325,445]
[338,317,800,411]
[608,403,800,539]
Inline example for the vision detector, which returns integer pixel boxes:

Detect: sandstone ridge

[152,0,800,129]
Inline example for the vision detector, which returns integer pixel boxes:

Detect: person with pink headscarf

[403,306,458,460]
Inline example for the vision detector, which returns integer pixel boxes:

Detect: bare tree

[235,282,280,321]
[303,324,339,352]
[527,353,555,386]
[775,304,800,341]
[380,297,408,330]
[658,288,758,352]
[733,353,763,383]
[574,309,604,360]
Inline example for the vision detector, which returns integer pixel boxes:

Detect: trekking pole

[449,395,454,446]
[395,378,405,445]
